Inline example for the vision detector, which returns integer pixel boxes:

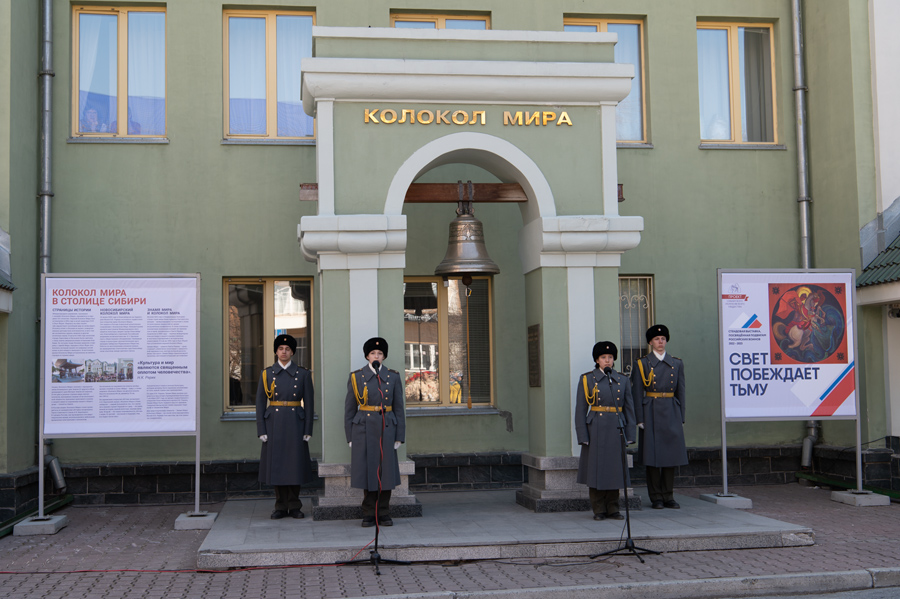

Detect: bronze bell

[434,182,500,286]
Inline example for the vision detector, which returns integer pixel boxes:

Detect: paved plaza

[1,483,898,599]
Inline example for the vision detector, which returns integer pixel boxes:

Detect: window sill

[617,142,654,149]
[407,405,499,417]
[220,411,318,422]
[221,138,316,146]
[699,143,786,150]
[68,137,169,144]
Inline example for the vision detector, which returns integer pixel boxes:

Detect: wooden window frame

[71,5,167,138]
[222,277,314,413]
[697,21,778,145]
[390,13,491,29]
[564,17,647,144]
[404,276,495,408]
[222,9,316,140]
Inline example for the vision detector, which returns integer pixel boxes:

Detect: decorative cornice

[302,58,633,115]
[519,216,644,272]
[298,215,408,270]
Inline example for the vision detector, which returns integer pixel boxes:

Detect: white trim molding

[519,215,644,273]
[299,214,407,270]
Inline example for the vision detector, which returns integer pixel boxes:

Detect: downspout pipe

[39,0,52,275]
[792,0,819,468]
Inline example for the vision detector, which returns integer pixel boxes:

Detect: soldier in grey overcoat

[344,337,406,527]
[575,341,636,520]
[631,324,687,509]
[256,334,315,519]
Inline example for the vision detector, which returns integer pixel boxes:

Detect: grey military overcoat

[575,367,636,490]
[255,362,315,486]
[344,365,406,491]
[631,353,688,468]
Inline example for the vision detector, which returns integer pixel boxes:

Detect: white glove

[303,435,311,442]
[394,441,401,450]
[259,435,268,442]
[348,442,352,447]
[638,423,645,429]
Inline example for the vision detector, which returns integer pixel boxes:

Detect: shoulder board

[672,356,682,361]
[580,371,594,379]
[385,367,400,375]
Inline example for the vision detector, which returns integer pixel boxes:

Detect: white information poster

[43,275,199,435]
[719,270,857,420]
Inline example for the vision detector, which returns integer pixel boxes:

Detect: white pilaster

[600,103,619,217]
[315,100,336,215]
[567,266,595,457]
[349,269,379,360]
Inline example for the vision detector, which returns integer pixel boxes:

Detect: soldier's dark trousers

[274,485,302,511]
[589,488,621,515]
[646,466,675,502]
[362,490,392,518]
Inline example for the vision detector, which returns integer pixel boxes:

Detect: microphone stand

[341,361,410,575]
[592,367,659,563]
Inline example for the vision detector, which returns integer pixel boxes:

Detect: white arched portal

[384,132,556,225]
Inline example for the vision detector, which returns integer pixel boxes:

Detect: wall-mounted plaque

[527,324,541,388]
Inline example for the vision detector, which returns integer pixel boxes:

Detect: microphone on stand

[372,361,381,370]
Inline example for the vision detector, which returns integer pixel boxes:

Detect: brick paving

[0,483,897,598]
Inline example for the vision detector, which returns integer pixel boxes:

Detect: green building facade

[1,0,896,519]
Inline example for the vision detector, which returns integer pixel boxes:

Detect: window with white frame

[564,18,646,142]
[224,10,315,140]
[73,6,166,137]
[697,22,776,143]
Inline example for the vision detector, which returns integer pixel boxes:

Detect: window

[404,277,493,407]
[697,23,776,143]
[72,6,166,137]
[619,276,654,376]
[391,14,489,30]
[223,10,315,139]
[224,279,313,411]
[564,18,645,142]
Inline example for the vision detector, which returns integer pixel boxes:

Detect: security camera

[889,304,900,319]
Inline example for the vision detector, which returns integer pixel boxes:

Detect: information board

[42,275,199,436]
[718,270,857,421]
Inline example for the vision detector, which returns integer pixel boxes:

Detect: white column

[315,100,336,215]
[600,102,619,217]
[567,266,596,456]
[348,268,379,360]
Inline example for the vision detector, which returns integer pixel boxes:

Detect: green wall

[1,0,40,473]
[0,0,881,469]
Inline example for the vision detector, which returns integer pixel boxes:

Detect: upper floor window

[391,14,489,30]
[404,277,493,408]
[73,6,166,137]
[697,23,776,143]
[224,278,313,412]
[564,18,645,143]
[224,10,315,140]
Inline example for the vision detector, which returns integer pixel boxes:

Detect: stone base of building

[1,442,896,520]
[312,461,422,521]
[515,453,640,513]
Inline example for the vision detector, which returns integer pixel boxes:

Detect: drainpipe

[792,0,819,468]
[38,0,67,509]
[39,0,52,274]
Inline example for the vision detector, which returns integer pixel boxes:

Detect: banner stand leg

[699,420,753,509]
[13,434,69,536]
[175,431,218,530]
[829,415,889,507]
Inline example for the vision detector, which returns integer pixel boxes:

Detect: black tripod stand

[592,372,659,563]
[340,364,410,575]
